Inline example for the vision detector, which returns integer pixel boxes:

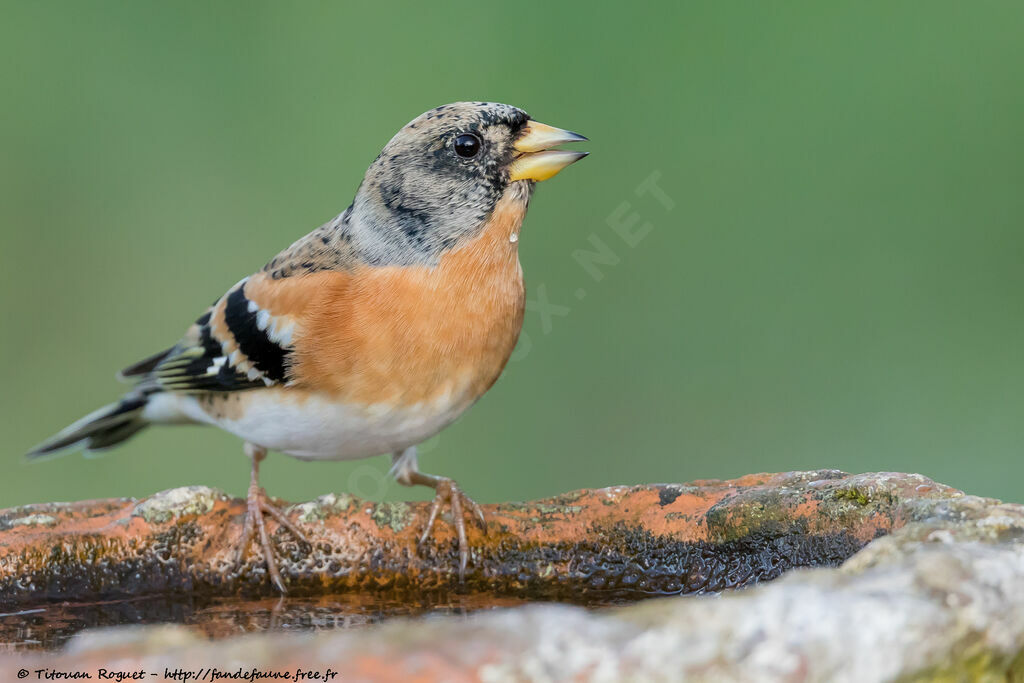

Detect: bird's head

[350,101,587,263]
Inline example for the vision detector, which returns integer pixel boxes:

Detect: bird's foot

[235,484,310,593]
[417,478,487,579]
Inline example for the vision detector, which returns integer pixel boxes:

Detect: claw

[415,478,486,580]
[466,497,487,534]
[235,487,309,594]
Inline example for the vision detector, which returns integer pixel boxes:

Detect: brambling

[28,102,587,592]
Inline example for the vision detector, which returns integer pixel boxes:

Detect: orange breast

[286,191,528,407]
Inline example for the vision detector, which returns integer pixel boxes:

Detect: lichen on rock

[369,500,412,533]
[7,514,58,527]
[287,492,355,523]
[132,485,228,524]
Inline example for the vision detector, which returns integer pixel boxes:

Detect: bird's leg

[390,446,486,578]
[235,442,310,593]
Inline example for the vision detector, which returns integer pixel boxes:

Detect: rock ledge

[4,470,1024,681]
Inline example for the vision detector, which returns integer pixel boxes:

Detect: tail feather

[27,395,150,458]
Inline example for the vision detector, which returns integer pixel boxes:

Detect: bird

[27,101,588,592]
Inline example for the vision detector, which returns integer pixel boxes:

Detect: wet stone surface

[0,470,929,606]
[0,470,975,663]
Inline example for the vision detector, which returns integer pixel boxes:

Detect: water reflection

[0,593,611,652]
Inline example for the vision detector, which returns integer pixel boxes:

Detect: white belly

[145,390,473,461]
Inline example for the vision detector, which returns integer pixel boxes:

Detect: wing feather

[119,209,356,395]
[121,276,298,394]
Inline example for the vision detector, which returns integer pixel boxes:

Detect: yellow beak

[509,121,588,182]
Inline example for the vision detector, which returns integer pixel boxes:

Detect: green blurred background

[2,1,1023,508]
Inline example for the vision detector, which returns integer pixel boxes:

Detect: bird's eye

[453,133,481,158]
